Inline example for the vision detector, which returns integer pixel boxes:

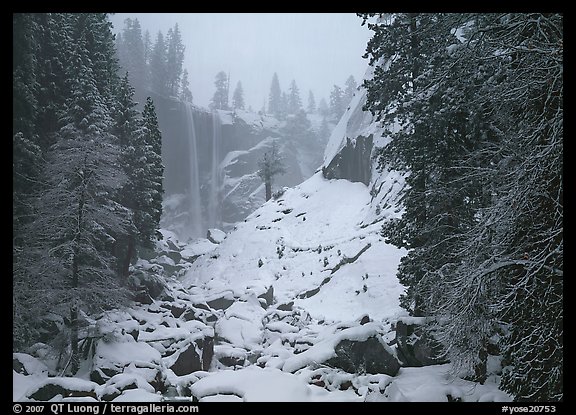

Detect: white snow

[282,322,391,373]
[190,365,360,402]
[368,364,512,402]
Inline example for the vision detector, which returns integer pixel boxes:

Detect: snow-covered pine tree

[149,31,168,96]
[136,96,165,248]
[15,18,130,372]
[343,75,357,107]
[268,72,282,117]
[180,68,193,103]
[117,18,146,95]
[307,90,316,114]
[257,142,286,201]
[288,79,302,114]
[329,84,345,121]
[166,23,185,97]
[209,70,229,110]
[361,12,563,400]
[232,80,245,110]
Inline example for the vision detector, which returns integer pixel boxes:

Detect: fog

[109,13,371,110]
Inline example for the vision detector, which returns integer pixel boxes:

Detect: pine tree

[318,97,329,117]
[13,13,41,244]
[361,12,563,400]
[268,72,282,117]
[282,109,314,142]
[117,18,146,93]
[307,90,316,114]
[257,141,286,201]
[287,79,302,114]
[279,92,289,120]
[15,16,130,371]
[232,80,245,110]
[318,117,331,143]
[166,23,185,97]
[209,71,229,110]
[343,75,357,106]
[135,97,165,247]
[149,31,168,96]
[180,68,193,103]
[329,85,345,121]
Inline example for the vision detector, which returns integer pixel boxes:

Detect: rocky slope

[13,83,512,403]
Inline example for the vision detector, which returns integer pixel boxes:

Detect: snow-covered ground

[13,68,511,403]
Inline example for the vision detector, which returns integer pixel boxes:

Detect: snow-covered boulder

[326,336,400,376]
[207,228,226,244]
[395,318,447,367]
[26,377,99,401]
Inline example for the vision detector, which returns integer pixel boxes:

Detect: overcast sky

[109,13,372,111]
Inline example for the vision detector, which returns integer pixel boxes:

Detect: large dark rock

[201,337,214,370]
[326,336,400,376]
[128,269,166,300]
[170,343,202,376]
[322,135,373,185]
[395,320,447,367]
[28,380,98,401]
[170,337,214,376]
[258,285,274,308]
[207,296,235,310]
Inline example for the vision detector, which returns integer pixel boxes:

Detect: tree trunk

[70,305,79,374]
[265,180,272,201]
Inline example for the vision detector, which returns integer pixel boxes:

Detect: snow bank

[282,322,392,373]
[190,365,360,402]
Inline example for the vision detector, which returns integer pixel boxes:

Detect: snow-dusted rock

[207,228,226,244]
[27,377,99,401]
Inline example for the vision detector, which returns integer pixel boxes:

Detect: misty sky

[109,13,372,111]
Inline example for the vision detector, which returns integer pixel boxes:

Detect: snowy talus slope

[14,73,511,403]
[181,172,406,323]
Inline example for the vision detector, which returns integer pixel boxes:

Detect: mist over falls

[158,98,327,241]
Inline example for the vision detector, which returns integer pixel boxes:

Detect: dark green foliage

[149,31,168,96]
[13,14,165,370]
[362,13,562,401]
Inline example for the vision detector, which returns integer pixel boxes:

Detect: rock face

[322,135,373,186]
[395,320,448,367]
[158,102,329,240]
[326,336,401,376]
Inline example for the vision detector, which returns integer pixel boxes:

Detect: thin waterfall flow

[208,110,222,230]
[185,103,203,238]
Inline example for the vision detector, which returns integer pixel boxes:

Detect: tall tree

[268,72,282,117]
[209,70,229,110]
[149,31,168,96]
[180,68,193,103]
[287,79,302,114]
[257,141,286,201]
[15,16,131,371]
[166,23,185,97]
[307,90,316,114]
[232,80,245,110]
[117,18,146,93]
[361,12,563,401]
[343,75,357,105]
[317,97,329,117]
[134,97,165,247]
[329,85,345,121]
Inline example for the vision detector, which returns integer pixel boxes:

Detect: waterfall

[208,110,222,230]
[184,103,203,238]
